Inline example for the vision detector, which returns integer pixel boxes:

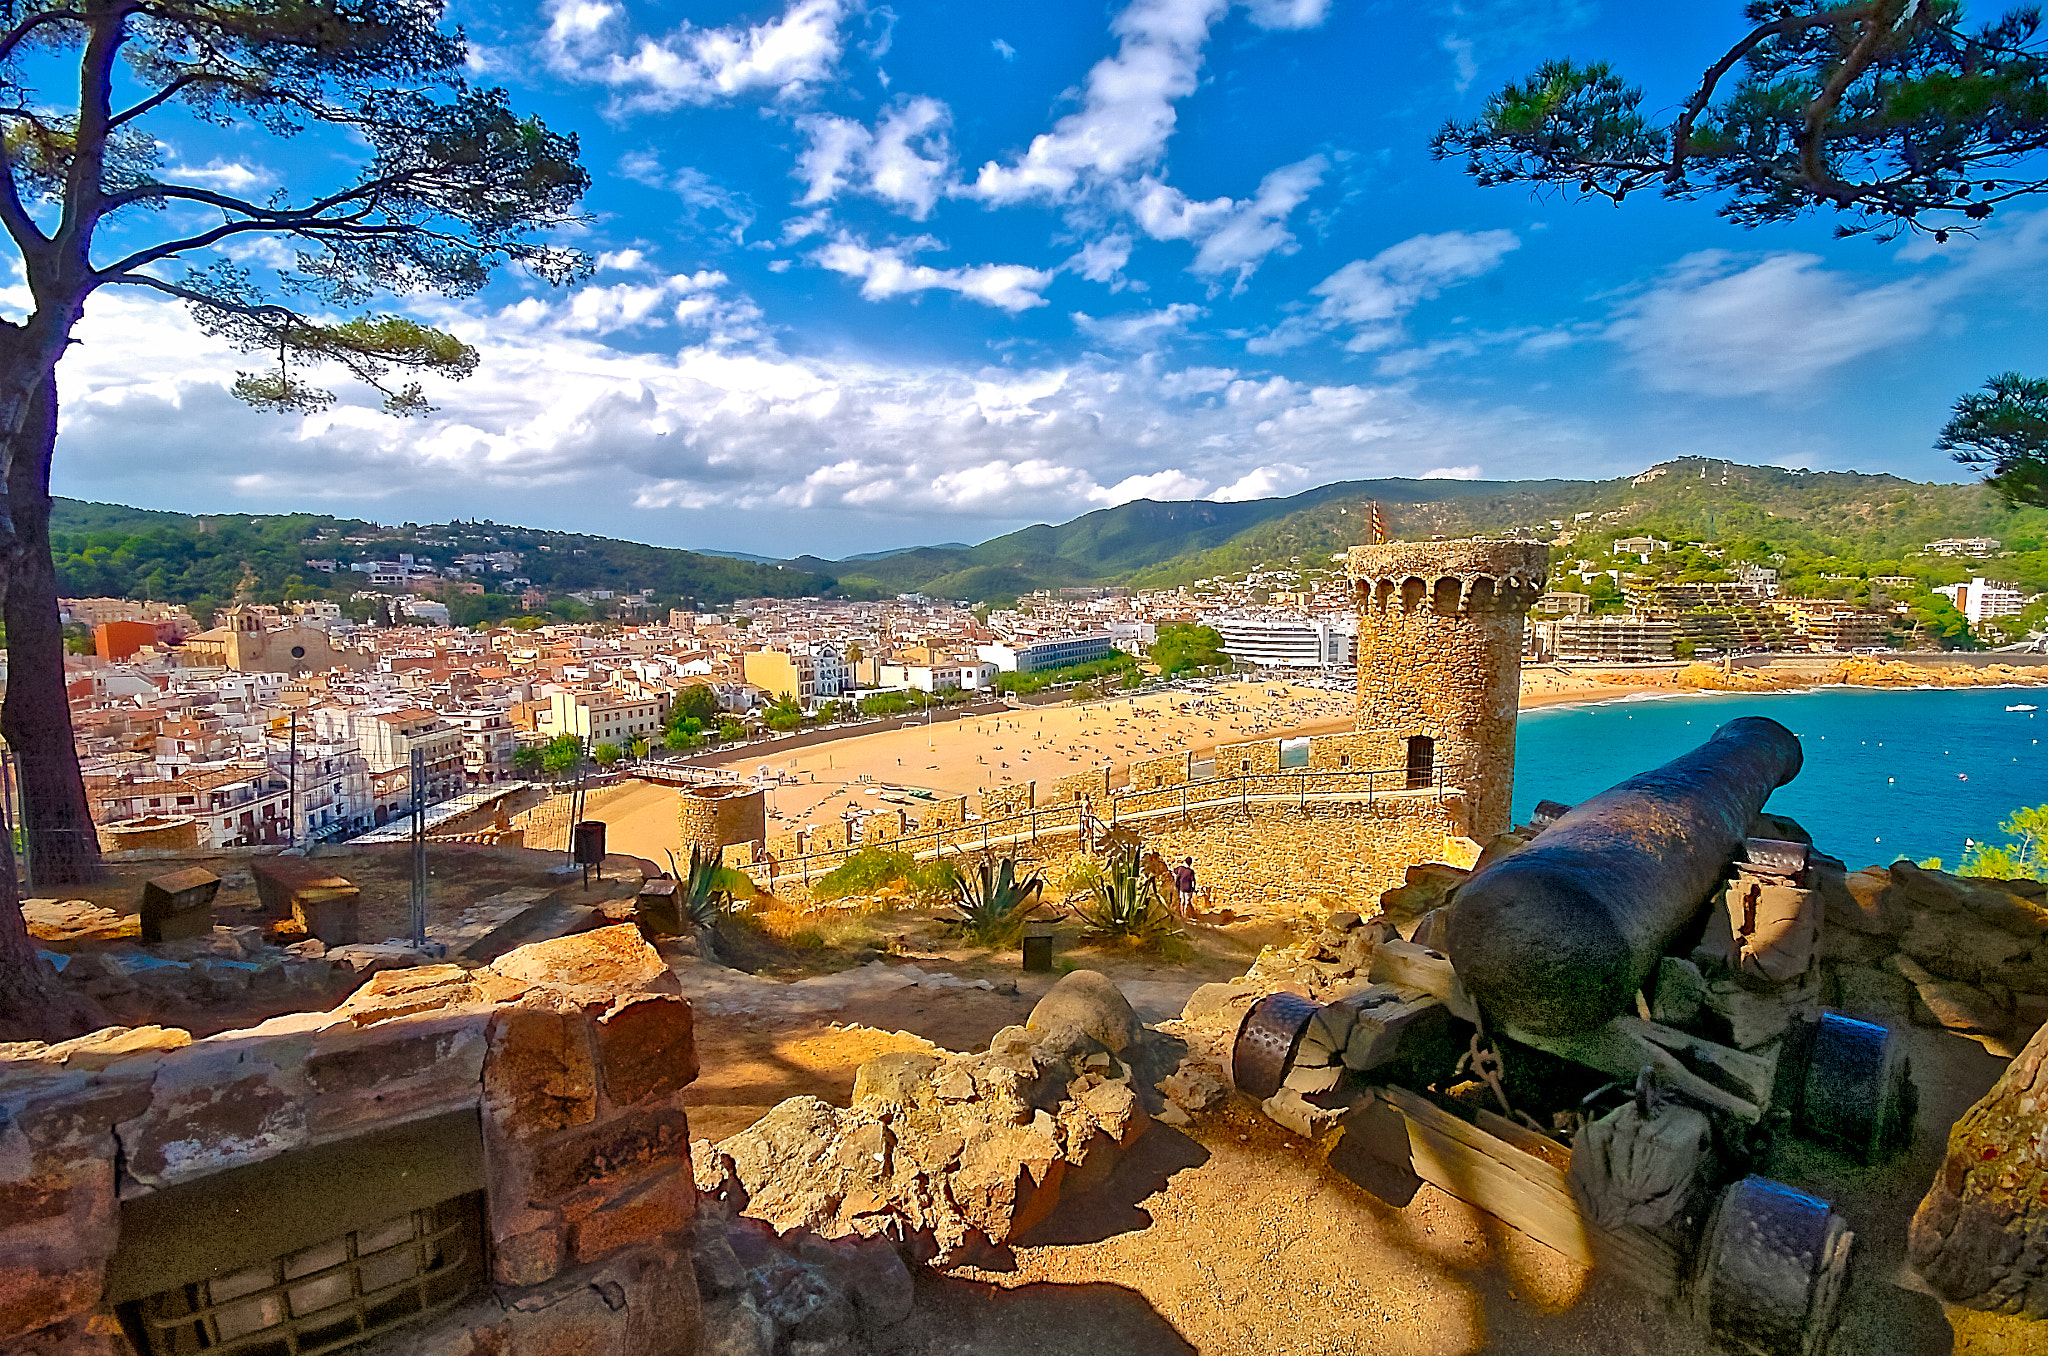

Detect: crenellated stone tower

[1346,539,1549,839]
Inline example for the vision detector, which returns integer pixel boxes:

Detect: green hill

[36,459,2048,626]
[44,502,839,622]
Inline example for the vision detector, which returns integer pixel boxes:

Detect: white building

[880,660,999,693]
[976,632,1115,673]
[1201,613,1357,670]
[1937,577,2026,624]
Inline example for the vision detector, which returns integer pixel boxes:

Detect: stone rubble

[692,970,1173,1270]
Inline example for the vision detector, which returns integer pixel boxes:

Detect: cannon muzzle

[1446,715,1803,1037]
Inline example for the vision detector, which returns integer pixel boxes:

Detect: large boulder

[1910,1019,2048,1316]
[1025,969,1144,1055]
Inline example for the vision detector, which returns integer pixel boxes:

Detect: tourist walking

[1172,857,1197,917]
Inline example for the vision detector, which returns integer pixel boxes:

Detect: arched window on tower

[1405,734,1435,789]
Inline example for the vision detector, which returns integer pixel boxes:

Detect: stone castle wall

[742,539,1541,916]
[758,740,1477,914]
[0,927,702,1356]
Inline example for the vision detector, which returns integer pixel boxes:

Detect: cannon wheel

[1693,1176,1853,1356]
[1232,993,1320,1101]
[1797,1011,1913,1162]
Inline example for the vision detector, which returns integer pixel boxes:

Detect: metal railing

[760,757,1474,886]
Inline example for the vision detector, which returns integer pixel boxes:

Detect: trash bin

[573,819,607,866]
[1022,922,1056,973]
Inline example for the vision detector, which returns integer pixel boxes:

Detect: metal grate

[129,1194,484,1356]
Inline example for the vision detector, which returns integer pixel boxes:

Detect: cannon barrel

[1446,715,1803,1038]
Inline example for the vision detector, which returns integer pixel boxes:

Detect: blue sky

[28,0,2048,556]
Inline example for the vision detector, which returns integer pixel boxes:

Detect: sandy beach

[593,657,2045,863]
[598,672,1648,863]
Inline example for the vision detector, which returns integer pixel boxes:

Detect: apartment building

[1552,616,1677,663]
[879,660,1000,693]
[1202,613,1357,669]
[1937,577,2026,624]
[976,632,1115,673]
[440,707,519,783]
[548,690,665,745]
[743,650,817,704]
[351,708,466,807]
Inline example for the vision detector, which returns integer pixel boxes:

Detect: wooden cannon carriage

[1231,717,1910,1356]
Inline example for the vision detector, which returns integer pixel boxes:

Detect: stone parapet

[0,926,700,1356]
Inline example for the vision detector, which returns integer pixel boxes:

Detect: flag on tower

[1368,501,1386,544]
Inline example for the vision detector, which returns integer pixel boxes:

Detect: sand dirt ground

[677,940,1999,1355]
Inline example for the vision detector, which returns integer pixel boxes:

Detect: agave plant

[949,856,1045,945]
[679,844,732,931]
[1075,843,1180,945]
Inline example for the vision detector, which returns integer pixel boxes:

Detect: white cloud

[1092,468,1213,504]
[1420,464,1481,479]
[1213,464,1308,500]
[596,249,652,272]
[543,0,847,110]
[1073,302,1205,348]
[992,37,1017,59]
[1068,234,1136,289]
[966,0,1230,204]
[1243,0,1329,27]
[796,96,955,219]
[1247,229,1519,352]
[1130,155,1327,288]
[811,234,1054,312]
[1607,251,1939,397]
[164,159,266,193]
[53,285,1598,536]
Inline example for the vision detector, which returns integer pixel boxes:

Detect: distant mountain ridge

[42,458,2045,612]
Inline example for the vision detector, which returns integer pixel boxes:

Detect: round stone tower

[676,782,767,851]
[1346,539,1549,839]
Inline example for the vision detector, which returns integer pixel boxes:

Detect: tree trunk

[0,359,105,1041]
[4,378,103,887]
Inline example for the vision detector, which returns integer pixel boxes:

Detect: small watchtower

[1346,539,1548,839]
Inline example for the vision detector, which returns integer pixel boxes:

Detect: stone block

[532,1104,690,1205]
[485,1002,599,1142]
[1913,981,2012,1037]
[1025,969,1143,1054]
[252,855,361,945]
[139,867,220,943]
[1216,739,1279,776]
[918,796,967,830]
[1127,752,1191,791]
[492,924,674,996]
[851,1052,937,1109]
[978,783,1033,820]
[804,821,849,855]
[1899,911,2031,986]
[1910,1020,2048,1315]
[1047,768,1109,805]
[493,1221,568,1289]
[571,1164,694,1263]
[303,1009,490,1138]
[1831,866,1906,936]
[22,900,127,943]
[596,994,698,1106]
[1831,964,1915,1025]
[112,1030,316,1188]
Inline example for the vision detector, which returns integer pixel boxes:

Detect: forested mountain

[47,504,835,621]
[40,459,2048,621]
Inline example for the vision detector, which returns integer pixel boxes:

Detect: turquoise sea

[1512,686,2048,870]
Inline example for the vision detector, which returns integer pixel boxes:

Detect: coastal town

[51,506,2048,859]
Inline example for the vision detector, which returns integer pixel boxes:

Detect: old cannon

[1230,716,1912,1356]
